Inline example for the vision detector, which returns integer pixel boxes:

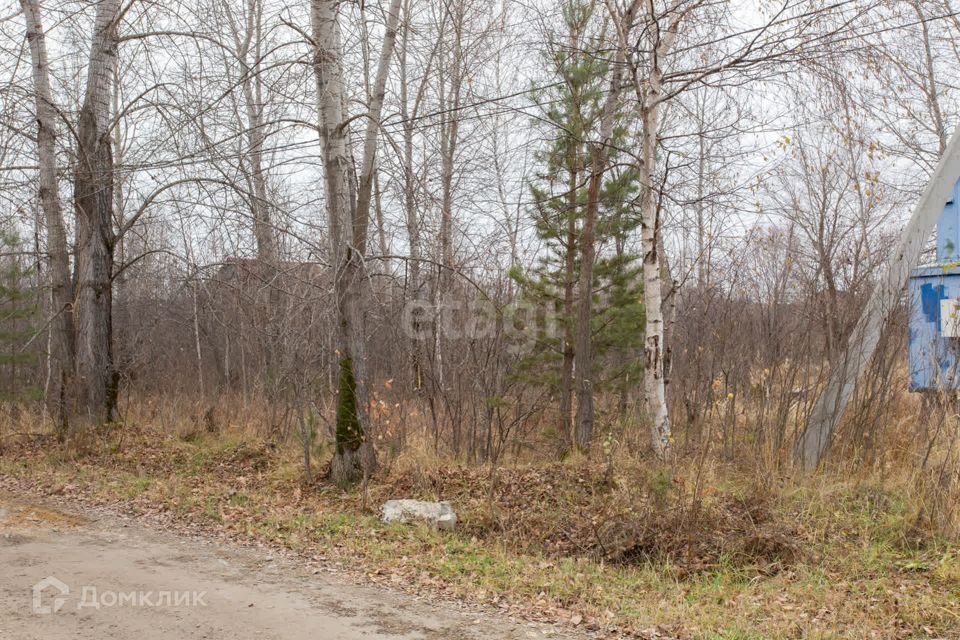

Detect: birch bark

[636,9,680,459]
[608,0,683,459]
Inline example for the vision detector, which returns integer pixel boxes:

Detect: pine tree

[0,231,41,402]
[511,0,644,451]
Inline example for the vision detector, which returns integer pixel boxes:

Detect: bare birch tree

[601,0,874,459]
[603,0,683,458]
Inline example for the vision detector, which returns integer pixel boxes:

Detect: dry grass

[1,403,959,639]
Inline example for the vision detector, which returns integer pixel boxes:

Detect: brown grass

[1,398,959,639]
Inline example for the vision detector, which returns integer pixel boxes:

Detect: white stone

[380,499,457,531]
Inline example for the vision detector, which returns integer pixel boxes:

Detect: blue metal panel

[908,265,960,390]
[936,179,960,263]
[907,178,960,390]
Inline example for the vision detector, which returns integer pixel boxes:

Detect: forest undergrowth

[1,398,958,640]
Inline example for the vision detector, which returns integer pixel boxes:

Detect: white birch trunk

[635,5,681,460]
[639,117,670,456]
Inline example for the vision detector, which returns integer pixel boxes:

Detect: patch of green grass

[172,485,197,515]
[124,476,152,498]
[227,492,250,509]
[187,449,212,476]
[313,512,358,537]
[203,496,222,523]
[933,551,960,587]
[290,513,313,530]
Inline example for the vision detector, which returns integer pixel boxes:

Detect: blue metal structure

[908,265,960,389]
[936,180,960,263]
[908,179,960,390]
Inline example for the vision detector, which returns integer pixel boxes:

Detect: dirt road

[0,494,561,640]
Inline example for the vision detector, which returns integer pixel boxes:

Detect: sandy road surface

[0,493,566,640]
